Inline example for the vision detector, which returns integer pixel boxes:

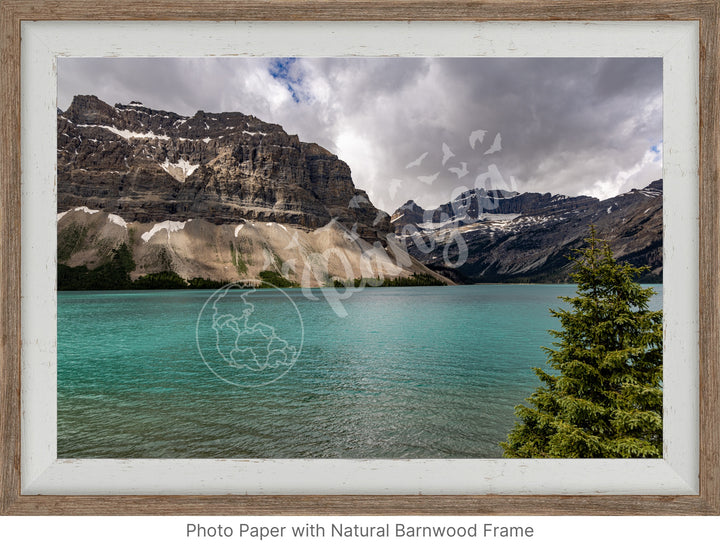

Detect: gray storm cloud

[58,57,662,213]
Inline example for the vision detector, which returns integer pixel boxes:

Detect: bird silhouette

[348,194,371,209]
[442,143,455,166]
[373,211,388,227]
[469,129,487,149]
[448,162,469,178]
[284,231,302,250]
[281,259,297,274]
[405,151,429,169]
[261,249,274,270]
[417,172,440,186]
[388,178,403,200]
[484,133,502,155]
[343,223,361,242]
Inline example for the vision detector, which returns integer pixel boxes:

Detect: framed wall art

[1,0,718,515]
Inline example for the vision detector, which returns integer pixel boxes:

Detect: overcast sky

[58,57,662,213]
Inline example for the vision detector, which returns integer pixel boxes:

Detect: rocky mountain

[57,96,449,287]
[57,95,662,288]
[391,180,663,283]
[58,95,387,237]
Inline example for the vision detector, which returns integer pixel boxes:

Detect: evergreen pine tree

[501,228,663,458]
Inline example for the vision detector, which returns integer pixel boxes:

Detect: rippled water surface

[57,285,662,458]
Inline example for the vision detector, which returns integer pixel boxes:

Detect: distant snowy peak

[456,187,519,201]
[396,179,663,283]
[626,179,663,199]
[391,180,664,235]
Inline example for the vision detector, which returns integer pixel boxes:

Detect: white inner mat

[21,20,698,495]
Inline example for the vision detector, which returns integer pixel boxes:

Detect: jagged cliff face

[56,96,450,286]
[391,180,663,283]
[58,95,387,237]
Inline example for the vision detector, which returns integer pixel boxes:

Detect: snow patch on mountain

[75,206,98,215]
[141,220,191,242]
[107,213,128,228]
[77,124,172,141]
[160,158,200,182]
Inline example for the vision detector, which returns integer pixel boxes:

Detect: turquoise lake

[57,284,662,458]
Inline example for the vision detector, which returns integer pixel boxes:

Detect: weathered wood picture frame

[1,0,718,515]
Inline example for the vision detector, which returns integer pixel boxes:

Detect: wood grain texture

[0,0,717,21]
[0,0,23,517]
[3,493,719,516]
[698,0,720,516]
[1,0,719,516]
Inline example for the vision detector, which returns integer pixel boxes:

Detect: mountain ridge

[57,95,455,287]
[58,95,388,238]
[391,180,662,283]
[57,95,662,287]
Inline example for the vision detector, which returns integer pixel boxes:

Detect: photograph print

[56,57,663,459]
